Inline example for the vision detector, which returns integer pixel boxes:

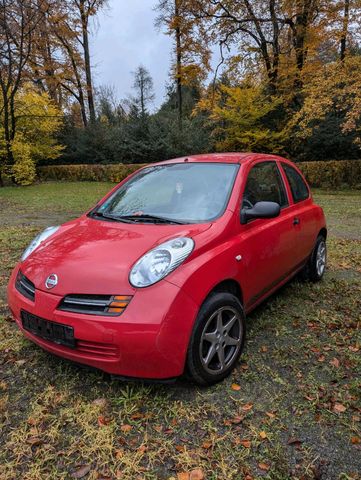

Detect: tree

[0,83,63,184]
[198,79,285,153]
[156,0,210,129]
[73,0,107,124]
[287,57,361,158]
[0,0,46,184]
[131,66,155,118]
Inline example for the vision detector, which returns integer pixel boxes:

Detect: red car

[7,153,327,385]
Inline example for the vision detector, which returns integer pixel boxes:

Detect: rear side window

[282,164,309,203]
[242,161,288,209]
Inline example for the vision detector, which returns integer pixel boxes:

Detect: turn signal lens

[106,295,132,315]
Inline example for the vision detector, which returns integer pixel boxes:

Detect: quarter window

[242,162,288,210]
[282,164,309,203]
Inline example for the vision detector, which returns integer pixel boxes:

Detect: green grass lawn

[0,183,360,480]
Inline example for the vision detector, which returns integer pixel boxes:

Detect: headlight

[21,226,60,261]
[129,237,194,287]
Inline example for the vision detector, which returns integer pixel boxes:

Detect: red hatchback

[8,153,327,385]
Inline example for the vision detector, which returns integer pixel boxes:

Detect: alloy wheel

[199,306,243,375]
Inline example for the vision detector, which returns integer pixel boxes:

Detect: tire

[300,235,327,282]
[186,292,246,386]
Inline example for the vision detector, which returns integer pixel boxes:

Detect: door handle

[293,217,300,226]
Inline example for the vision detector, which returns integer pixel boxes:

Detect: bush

[37,159,361,189]
[37,163,147,183]
[297,160,361,189]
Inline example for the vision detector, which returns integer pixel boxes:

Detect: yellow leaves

[201,84,286,153]
[259,431,268,440]
[1,83,64,185]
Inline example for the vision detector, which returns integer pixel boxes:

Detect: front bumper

[7,266,199,379]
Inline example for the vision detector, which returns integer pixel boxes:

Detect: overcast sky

[91,0,173,109]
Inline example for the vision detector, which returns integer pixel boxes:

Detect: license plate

[21,310,76,349]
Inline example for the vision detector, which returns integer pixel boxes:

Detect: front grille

[58,294,132,316]
[16,271,35,301]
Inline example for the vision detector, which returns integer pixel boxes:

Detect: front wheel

[186,292,246,386]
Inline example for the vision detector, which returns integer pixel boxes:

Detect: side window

[242,162,288,210]
[282,164,309,203]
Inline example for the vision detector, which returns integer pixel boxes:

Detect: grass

[0,183,360,480]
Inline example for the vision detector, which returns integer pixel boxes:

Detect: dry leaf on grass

[239,439,251,448]
[333,403,347,413]
[190,469,205,480]
[258,462,270,471]
[231,383,241,391]
[71,465,91,479]
[120,424,132,433]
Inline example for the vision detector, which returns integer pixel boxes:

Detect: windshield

[95,163,239,224]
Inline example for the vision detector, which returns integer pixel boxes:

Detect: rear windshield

[97,163,239,223]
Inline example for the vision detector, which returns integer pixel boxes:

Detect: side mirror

[241,201,281,224]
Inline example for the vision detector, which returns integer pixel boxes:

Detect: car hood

[21,216,212,296]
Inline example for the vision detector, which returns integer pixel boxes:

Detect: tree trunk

[175,0,183,130]
[79,0,96,124]
[340,0,350,61]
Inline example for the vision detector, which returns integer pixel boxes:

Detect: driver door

[238,160,299,310]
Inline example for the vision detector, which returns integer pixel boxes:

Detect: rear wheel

[300,235,327,282]
[186,292,245,386]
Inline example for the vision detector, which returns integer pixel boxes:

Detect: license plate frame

[21,310,76,349]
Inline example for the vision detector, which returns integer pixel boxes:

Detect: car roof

[151,152,290,166]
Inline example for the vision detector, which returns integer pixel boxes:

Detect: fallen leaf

[120,424,132,433]
[349,345,359,352]
[241,403,253,412]
[71,465,91,479]
[202,441,212,449]
[177,473,189,480]
[287,437,303,445]
[330,358,340,368]
[258,462,270,471]
[138,445,147,454]
[230,415,243,424]
[266,412,276,419]
[317,355,325,362]
[92,398,108,409]
[239,439,251,448]
[190,469,204,480]
[333,403,347,413]
[175,445,186,452]
[231,383,241,391]
[351,436,360,445]
[26,437,43,447]
[131,412,144,420]
[259,431,267,440]
[98,416,111,427]
[260,345,268,352]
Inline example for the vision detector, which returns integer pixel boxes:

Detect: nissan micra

[8,153,327,385]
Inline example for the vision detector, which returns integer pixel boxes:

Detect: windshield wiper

[116,214,186,225]
[90,211,133,223]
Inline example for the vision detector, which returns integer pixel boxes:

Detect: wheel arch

[205,279,244,307]
[319,227,327,240]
